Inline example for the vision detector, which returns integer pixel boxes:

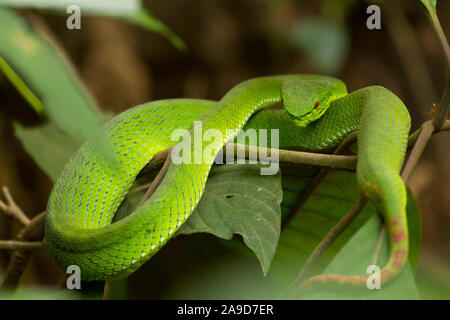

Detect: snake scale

[45,75,411,289]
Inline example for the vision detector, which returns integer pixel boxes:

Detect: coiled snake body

[46,75,411,288]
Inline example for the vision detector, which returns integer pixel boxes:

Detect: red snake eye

[281,98,284,105]
[314,102,319,109]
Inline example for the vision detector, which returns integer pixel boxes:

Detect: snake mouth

[291,104,330,127]
[293,118,309,127]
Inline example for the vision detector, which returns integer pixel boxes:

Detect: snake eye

[314,102,319,109]
[281,98,284,105]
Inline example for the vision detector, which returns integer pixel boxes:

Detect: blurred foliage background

[0,0,449,299]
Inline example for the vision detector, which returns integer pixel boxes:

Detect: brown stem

[407,119,450,147]
[229,143,356,170]
[0,186,30,226]
[137,147,173,209]
[0,240,44,250]
[402,120,435,182]
[281,194,368,297]
[1,212,46,290]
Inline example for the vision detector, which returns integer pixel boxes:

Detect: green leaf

[0,0,142,13]
[125,10,186,51]
[299,214,420,299]
[269,169,421,295]
[0,0,186,50]
[178,164,282,275]
[420,0,437,11]
[270,170,375,287]
[0,8,112,161]
[0,56,42,113]
[14,122,81,181]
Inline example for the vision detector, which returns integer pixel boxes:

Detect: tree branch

[1,211,45,290]
[137,147,173,208]
[0,240,44,250]
[0,186,30,226]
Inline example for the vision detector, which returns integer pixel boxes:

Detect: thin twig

[137,147,173,209]
[407,119,450,148]
[0,186,30,226]
[229,143,356,170]
[433,79,450,130]
[139,122,449,177]
[0,240,44,250]
[402,120,435,182]
[280,194,368,297]
[1,211,46,290]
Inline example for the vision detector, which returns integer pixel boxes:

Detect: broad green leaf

[0,8,111,161]
[270,170,376,287]
[299,214,420,299]
[14,122,81,181]
[0,0,186,50]
[178,164,282,275]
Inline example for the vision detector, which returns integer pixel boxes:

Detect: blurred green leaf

[126,10,186,51]
[0,8,114,162]
[0,286,79,299]
[0,56,42,113]
[420,0,437,11]
[290,18,349,74]
[0,0,186,50]
[0,0,141,14]
[14,122,81,181]
[14,110,114,181]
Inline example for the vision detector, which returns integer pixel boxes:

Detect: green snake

[45,75,411,289]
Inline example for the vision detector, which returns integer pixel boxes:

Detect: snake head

[281,79,346,127]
